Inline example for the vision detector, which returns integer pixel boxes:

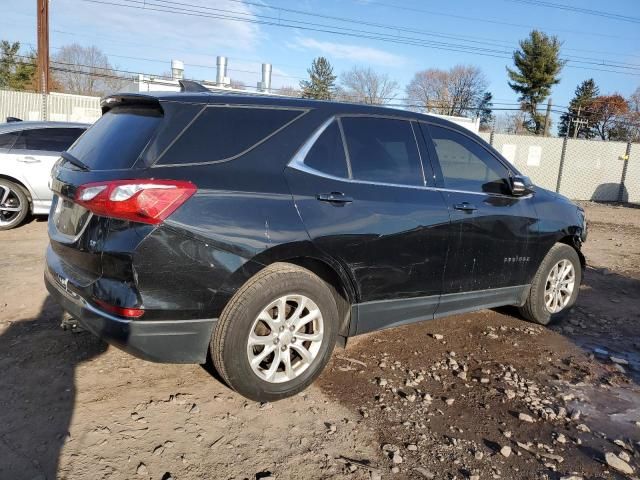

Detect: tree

[405,65,487,116]
[494,111,528,134]
[558,79,599,138]
[300,57,336,100]
[0,40,36,91]
[475,91,494,131]
[625,86,640,143]
[277,85,301,97]
[338,66,399,105]
[52,43,129,96]
[587,94,629,141]
[229,79,246,90]
[507,30,566,135]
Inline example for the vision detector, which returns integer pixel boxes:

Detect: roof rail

[179,80,210,93]
[6,117,22,123]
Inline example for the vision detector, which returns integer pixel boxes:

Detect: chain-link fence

[481,132,637,204]
[0,89,637,203]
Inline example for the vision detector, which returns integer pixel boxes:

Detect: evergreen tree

[507,30,565,135]
[558,79,599,138]
[0,40,36,91]
[475,91,494,131]
[300,57,336,100]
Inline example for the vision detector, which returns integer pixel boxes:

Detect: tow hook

[60,311,84,333]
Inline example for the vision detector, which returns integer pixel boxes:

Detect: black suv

[46,89,587,401]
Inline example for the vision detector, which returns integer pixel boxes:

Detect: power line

[506,0,640,24]
[128,0,640,69]
[344,0,640,41]
[73,0,640,76]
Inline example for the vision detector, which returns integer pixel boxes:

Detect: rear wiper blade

[60,151,89,171]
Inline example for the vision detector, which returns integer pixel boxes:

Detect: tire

[211,262,339,401]
[0,179,29,230]
[519,243,582,325]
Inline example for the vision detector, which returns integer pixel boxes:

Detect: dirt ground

[1,202,639,480]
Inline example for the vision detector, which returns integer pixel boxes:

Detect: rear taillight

[75,179,196,224]
[94,298,145,318]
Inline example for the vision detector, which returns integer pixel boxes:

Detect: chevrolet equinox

[46,86,587,401]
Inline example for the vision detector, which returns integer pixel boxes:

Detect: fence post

[489,129,495,146]
[556,136,569,193]
[618,142,632,203]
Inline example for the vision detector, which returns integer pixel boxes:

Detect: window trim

[294,114,428,187]
[290,116,531,199]
[152,104,310,168]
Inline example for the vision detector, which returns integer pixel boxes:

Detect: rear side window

[12,128,85,152]
[341,117,423,186]
[0,131,19,149]
[68,107,161,170]
[428,124,510,194]
[158,106,304,165]
[304,121,348,178]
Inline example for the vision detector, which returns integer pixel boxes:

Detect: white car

[0,120,88,230]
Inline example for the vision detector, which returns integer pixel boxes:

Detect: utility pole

[36,0,50,94]
[572,105,588,139]
[543,98,552,136]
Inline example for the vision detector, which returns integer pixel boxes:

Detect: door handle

[17,156,41,163]
[316,192,353,205]
[453,202,477,212]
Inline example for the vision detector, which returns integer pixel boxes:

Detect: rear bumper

[45,269,216,363]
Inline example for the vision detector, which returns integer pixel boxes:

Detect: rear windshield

[67,106,161,170]
[156,106,304,166]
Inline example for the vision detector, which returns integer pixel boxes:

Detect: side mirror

[509,175,533,197]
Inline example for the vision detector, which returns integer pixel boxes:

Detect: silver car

[0,120,88,230]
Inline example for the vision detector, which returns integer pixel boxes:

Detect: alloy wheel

[0,184,24,227]
[544,259,575,313]
[247,294,324,383]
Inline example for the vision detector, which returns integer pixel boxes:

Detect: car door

[285,115,451,335]
[10,127,85,203]
[420,122,538,314]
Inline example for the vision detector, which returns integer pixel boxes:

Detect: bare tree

[338,66,399,105]
[229,79,246,90]
[494,111,528,134]
[52,43,130,96]
[405,65,487,116]
[277,85,301,97]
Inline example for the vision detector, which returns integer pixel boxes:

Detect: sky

[1,0,639,128]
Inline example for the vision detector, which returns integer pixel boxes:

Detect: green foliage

[558,79,599,138]
[300,57,336,100]
[0,40,36,91]
[507,30,566,135]
[476,91,494,131]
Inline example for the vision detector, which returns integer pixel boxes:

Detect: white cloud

[53,0,262,53]
[293,37,406,67]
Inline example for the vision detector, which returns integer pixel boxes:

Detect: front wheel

[211,263,339,401]
[519,243,582,325]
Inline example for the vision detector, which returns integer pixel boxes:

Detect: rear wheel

[0,179,29,230]
[519,243,582,325]
[211,263,339,401]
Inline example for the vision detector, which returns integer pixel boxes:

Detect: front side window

[13,128,85,152]
[158,106,305,165]
[341,117,423,186]
[304,121,348,178]
[428,124,510,194]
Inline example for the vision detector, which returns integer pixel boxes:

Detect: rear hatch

[47,95,197,313]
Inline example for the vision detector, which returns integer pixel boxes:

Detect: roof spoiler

[100,94,163,114]
[6,116,22,123]
[179,80,210,93]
